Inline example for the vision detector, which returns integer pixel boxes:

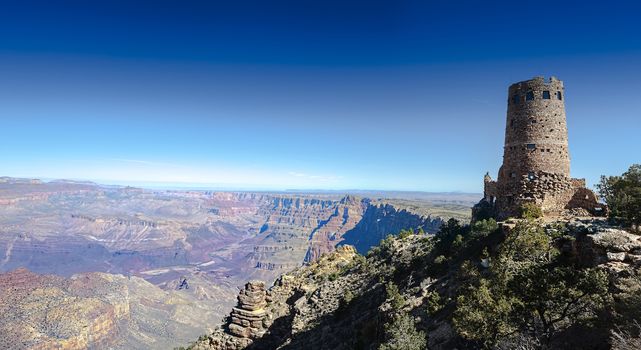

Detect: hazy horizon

[2,175,483,195]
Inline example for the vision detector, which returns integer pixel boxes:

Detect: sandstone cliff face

[304,196,365,262]
[244,195,363,276]
[244,195,447,279]
[341,200,443,254]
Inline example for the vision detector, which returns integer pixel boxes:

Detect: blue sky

[0,1,639,192]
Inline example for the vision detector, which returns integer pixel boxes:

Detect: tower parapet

[476,77,606,219]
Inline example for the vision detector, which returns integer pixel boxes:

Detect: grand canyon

[0,177,472,349]
[2,2,638,349]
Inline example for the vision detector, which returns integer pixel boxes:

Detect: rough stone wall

[568,188,608,215]
[477,76,606,220]
[499,76,569,180]
[483,173,498,200]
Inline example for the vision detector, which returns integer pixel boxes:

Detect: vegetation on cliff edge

[598,164,641,231]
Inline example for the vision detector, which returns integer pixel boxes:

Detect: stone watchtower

[501,77,570,181]
[476,76,606,219]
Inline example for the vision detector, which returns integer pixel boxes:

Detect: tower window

[526,143,536,150]
[512,94,520,104]
[556,91,562,100]
[526,91,534,101]
[528,172,535,180]
[510,172,516,178]
[542,90,551,99]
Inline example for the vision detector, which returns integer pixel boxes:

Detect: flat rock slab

[589,228,641,253]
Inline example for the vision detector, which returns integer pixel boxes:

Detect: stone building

[475,76,606,219]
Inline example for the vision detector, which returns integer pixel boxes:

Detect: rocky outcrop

[189,219,641,350]
[228,281,268,339]
[190,245,361,350]
[562,219,641,271]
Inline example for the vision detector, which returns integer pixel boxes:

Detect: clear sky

[0,1,639,192]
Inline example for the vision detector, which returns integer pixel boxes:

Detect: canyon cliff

[0,178,471,349]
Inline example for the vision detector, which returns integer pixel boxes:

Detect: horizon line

[0,175,481,195]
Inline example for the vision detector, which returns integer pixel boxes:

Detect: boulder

[589,228,641,253]
[607,252,627,262]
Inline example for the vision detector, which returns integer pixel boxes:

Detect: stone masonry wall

[499,76,569,181]
[477,76,606,220]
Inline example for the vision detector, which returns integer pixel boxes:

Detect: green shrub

[343,290,354,304]
[598,164,641,231]
[471,219,498,237]
[425,290,442,315]
[453,220,611,347]
[453,278,515,347]
[398,228,414,240]
[519,202,543,219]
[385,282,405,310]
[379,312,427,350]
[369,234,397,260]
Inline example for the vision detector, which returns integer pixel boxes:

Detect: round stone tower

[498,76,570,183]
[475,76,607,220]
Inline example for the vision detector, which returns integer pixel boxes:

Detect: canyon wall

[341,200,444,254]
[0,179,471,349]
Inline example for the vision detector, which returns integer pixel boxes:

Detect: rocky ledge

[189,218,641,350]
[190,245,359,350]
[563,218,641,272]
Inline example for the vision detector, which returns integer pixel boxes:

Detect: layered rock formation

[245,195,364,275]
[192,281,270,350]
[341,200,443,254]
[228,281,268,339]
[0,179,461,281]
[191,245,360,350]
